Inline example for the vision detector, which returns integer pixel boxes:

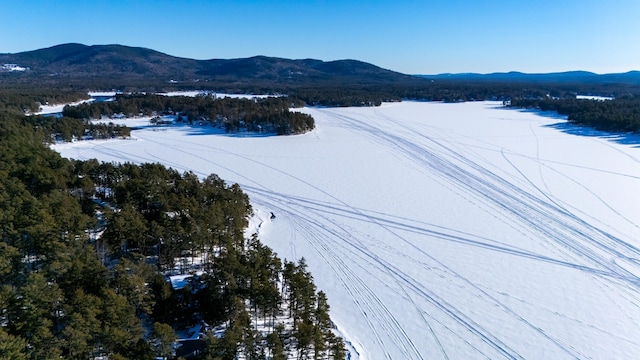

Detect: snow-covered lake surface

[53,101,640,360]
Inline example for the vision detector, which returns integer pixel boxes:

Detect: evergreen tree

[151,322,176,360]
[0,328,27,360]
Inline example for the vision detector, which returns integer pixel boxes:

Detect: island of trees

[63,93,315,135]
[0,89,344,359]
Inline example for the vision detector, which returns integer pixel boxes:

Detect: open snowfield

[34,98,95,115]
[53,101,640,359]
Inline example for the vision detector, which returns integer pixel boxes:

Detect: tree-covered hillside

[0,43,421,89]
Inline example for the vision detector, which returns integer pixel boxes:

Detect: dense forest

[0,86,89,115]
[0,88,131,142]
[29,114,131,142]
[509,95,640,132]
[0,90,345,359]
[62,93,314,135]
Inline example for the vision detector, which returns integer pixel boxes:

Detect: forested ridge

[0,90,345,359]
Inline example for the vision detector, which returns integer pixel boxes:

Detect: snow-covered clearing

[33,98,95,115]
[157,91,276,99]
[53,101,640,359]
[576,95,614,101]
[86,91,274,99]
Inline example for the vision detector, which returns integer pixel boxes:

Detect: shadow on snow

[144,123,283,138]
[495,105,640,147]
[544,122,640,147]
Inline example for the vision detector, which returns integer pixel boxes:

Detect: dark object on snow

[270,212,276,220]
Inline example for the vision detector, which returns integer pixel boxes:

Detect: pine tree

[151,322,176,360]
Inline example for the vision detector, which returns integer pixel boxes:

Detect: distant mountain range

[418,71,640,84]
[0,43,420,87]
[1,43,639,88]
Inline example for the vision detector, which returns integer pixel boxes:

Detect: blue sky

[1,0,638,74]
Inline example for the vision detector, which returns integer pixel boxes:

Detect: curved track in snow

[54,101,640,359]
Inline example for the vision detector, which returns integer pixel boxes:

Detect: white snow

[210,93,275,99]
[81,90,199,99]
[576,95,614,100]
[2,63,28,71]
[157,90,275,99]
[88,91,122,97]
[53,101,640,360]
[33,98,95,115]
[169,274,194,291]
[91,115,177,128]
[155,90,206,97]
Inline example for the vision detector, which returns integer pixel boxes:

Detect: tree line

[509,95,640,132]
[289,81,635,107]
[27,114,131,142]
[0,90,345,359]
[0,86,88,115]
[0,87,128,141]
[63,93,315,135]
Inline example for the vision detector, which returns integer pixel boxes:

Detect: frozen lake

[54,101,640,359]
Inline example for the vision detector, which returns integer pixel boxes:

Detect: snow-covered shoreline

[53,101,640,359]
[30,91,277,117]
